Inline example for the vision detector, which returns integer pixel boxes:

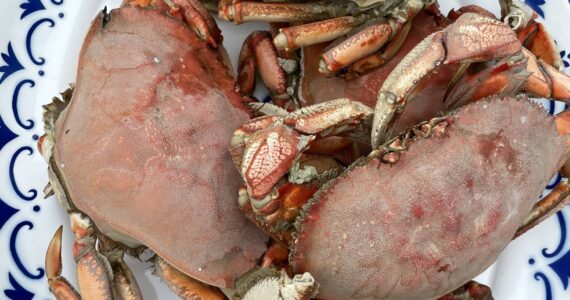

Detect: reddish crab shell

[290,97,569,299]
[51,6,267,288]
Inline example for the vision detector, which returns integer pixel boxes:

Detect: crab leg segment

[515,110,570,238]
[241,124,310,200]
[154,257,226,299]
[273,16,358,52]
[70,213,115,300]
[237,31,287,98]
[46,226,80,300]
[521,48,570,102]
[515,181,570,239]
[319,20,394,75]
[219,0,344,24]
[348,21,413,76]
[98,238,143,300]
[320,0,429,75]
[517,20,562,69]
[372,13,523,147]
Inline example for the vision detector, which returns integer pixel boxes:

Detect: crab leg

[219,0,346,24]
[517,20,562,69]
[514,111,570,238]
[521,48,570,101]
[154,256,226,299]
[319,19,395,75]
[70,213,115,299]
[98,237,143,300]
[319,0,429,75]
[273,16,358,52]
[347,21,413,76]
[46,226,80,300]
[237,31,287,98]
[515,181,570,238]
[46,214,115,300]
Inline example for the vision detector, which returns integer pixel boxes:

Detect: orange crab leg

[219,1,333,24]
[319,20,394,75]
[46,227,80,300]
[514,111,570,238]
[97,238,143,300]
[237,31,287,98]
[348,21,413,76]
[154,257,226,300]
[273,16,358,52]
[517,20,562,69]
[515,181,570,239]
[70,214,115,300]
[522,48,570,102]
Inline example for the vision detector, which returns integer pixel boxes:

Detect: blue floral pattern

[0,0,65,298]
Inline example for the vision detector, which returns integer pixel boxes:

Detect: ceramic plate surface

[1,0,570,299]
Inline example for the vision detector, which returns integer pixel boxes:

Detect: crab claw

[46,226,80,300]
[372,12,521,147]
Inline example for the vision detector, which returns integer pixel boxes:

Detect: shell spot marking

[244,126,301,199]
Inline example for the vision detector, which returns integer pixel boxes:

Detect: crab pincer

[371,12,570,147]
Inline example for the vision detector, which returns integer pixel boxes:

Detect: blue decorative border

[0,1,65,298]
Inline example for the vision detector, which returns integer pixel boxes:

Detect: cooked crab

[224,1,565,137]
[40,0,269,298]
[230,10,570,300]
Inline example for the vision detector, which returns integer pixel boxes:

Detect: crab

[230,11,570,300]
[220,0,562,118]
[38,0,277,298]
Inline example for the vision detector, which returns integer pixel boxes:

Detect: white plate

[1,1,569,299]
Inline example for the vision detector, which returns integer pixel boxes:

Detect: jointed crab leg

[232,99,372,241]
[46,226,80,300]
[237,31,287,98]
[273,16,358,52]
[154,257,227,299]
[319,0,429,75]
[98,238,143,300]
[46,214,115,300]
[515,181,570,239]
[514,111,570,238]
[219,0,347,24]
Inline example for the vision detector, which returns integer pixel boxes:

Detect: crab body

[291,98,568,299]
[43,2,269,298]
